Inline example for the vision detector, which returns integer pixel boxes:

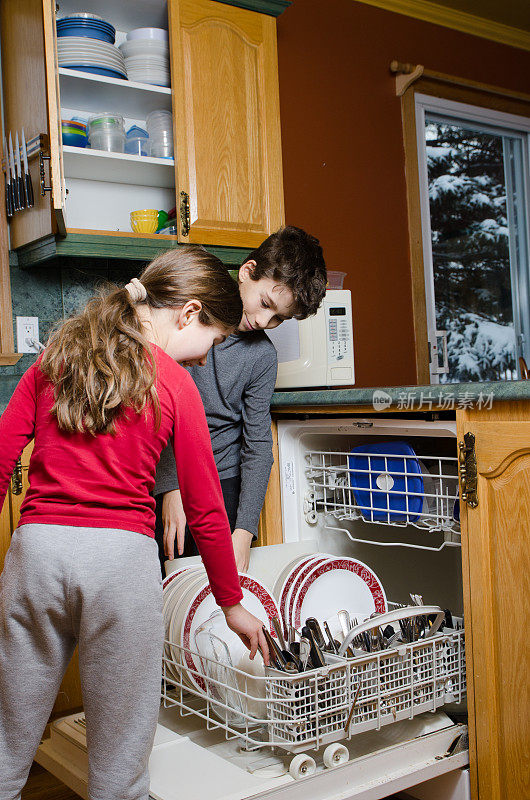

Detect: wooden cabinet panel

[0,494,11,573]
[457,410,530,800]
[169,0,284,247]
[0,0,65,249]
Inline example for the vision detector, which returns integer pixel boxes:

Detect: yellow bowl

[130,217,159,233]
[130,208,158,218]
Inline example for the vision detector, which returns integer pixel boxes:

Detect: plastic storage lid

[88,113,124,127]
[348,441,424,523]
[126,125,148,138]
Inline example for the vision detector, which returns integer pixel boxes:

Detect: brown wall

[277,0,530,388]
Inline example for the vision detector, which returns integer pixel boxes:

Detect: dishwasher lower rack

[304,449,461,534]
[161,627,466,755]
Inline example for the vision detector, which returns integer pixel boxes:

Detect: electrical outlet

[16,316,40,353]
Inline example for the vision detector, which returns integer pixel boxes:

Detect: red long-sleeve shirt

[0,345,243,608]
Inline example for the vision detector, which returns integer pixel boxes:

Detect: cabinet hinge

[11,458,23,495]
[180,191,190,237]
[458,432,478,509]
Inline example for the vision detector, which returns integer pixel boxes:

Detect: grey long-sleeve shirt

[154,332,278,537]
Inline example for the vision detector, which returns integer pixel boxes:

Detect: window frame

[414,93,530,383]
[401,78,530,384]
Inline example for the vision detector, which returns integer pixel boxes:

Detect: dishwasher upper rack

[161,625,466,756]
[304,449,461,534]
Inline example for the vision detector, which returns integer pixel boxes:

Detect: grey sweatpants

[0,524,164,800]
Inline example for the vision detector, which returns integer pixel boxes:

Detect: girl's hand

[222,603,270,664]
[232,528,253,572]
[162,489,187,559]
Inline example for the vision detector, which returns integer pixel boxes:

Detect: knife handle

[4,174,13,218]
[25,173,34,208]
[12,173,20,211]
[17,175,25,210]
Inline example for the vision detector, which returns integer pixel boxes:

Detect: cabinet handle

[11,458,23,495]
[39,151,52,195]
[458,432,478,508]
[180,191,190,236]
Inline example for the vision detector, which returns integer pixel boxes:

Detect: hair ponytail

[41,246,242,435]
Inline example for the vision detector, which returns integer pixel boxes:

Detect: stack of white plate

[273,552,388,639]
[163,565,280,692]
[120,29,170,86]
[57,36,127,79]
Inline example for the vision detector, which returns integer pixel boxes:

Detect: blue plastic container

[348,441,424,523]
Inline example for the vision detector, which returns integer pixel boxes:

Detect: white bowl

[119,40,168,57]
[127,27,168,42]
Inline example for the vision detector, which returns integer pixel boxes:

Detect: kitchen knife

[3,135,13,218]
[21,129,34,208]
[8,133,20,211]
[15,132,25,209]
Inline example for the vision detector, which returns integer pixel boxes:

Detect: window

[415,94,530,383]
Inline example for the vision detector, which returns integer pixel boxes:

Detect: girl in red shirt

[0,246,268,800]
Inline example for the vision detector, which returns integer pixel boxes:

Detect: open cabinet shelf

[62,146,175,188]
[58,68,172,118]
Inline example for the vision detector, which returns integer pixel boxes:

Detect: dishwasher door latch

[459,432,478,508]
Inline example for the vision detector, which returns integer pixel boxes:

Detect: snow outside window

[415,95,530,384]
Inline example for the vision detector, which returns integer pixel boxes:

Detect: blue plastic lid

[126,125,148,138]
[348,440,424,523]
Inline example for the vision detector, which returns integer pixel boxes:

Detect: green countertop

[271,380,530,410]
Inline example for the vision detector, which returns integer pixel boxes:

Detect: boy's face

[238,261,295,332]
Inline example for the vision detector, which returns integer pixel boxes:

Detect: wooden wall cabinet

[1,0,286,254]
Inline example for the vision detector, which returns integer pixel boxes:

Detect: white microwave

[266,290,354,389]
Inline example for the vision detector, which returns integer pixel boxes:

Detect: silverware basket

[161,626,465,754]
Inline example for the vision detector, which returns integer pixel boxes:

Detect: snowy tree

[425,120,516,382]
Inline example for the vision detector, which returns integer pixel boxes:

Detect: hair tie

[125,277,147,303]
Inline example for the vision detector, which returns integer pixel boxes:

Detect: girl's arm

[0,363,38,505]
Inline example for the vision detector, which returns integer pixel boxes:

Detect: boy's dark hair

[245,226,327,319]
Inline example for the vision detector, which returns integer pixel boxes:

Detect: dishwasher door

[36,707,469,800]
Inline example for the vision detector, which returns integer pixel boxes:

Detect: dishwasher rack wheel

[289,754,317,779]
[323,743,349,768]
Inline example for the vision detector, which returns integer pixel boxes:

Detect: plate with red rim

[275,555,319,628]
[290,556,387,637]
[285,556,328,630]
[180,573,280,692]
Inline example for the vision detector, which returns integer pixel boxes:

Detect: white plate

[181,573,280,692]
[57,37,122,54]
[275,555,314,624]
[290,556,387,637]
[285,555,329,629]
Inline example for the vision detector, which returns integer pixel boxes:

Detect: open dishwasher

[36,417,470,800]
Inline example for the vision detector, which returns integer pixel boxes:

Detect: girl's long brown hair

[41,247,242,435]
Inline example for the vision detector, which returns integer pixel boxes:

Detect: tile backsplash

[0,257,145,408]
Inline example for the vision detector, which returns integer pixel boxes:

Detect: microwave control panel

[326,304,352,363]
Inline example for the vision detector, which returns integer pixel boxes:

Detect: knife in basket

[3,135,13,218]
[21,129,34,208]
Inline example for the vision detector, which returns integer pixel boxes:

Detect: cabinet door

[0,493,11,573]
[457,404,530,800]
[0,0,65,249]
[169,0,284,247]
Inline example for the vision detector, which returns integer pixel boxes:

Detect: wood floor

[22,763,79,800]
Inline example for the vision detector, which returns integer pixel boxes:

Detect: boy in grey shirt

[154,226,327,572]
